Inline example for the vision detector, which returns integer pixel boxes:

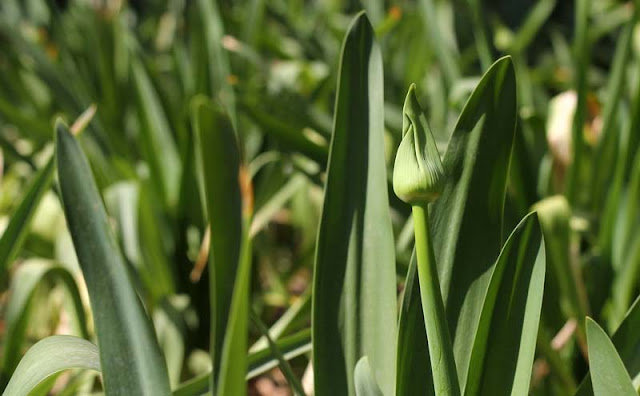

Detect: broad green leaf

[56,122,171,395]
[2,336,100,396]
[0,157,54,287]
[0,260,88,385]
[192,97,250,395]
[428,56,517,390]
[171,329,312,396]
[586,318,637,396]
[354,357,384,396]
[312,12,397,396]
[131,59,181,208]
[575,295,640,395]
[465,212,546,396]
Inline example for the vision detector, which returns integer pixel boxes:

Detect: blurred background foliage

[0,0,639,394]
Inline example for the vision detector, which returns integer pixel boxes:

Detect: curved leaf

[2,336,100,396]
[0,260,88,384]
[312,12,397,396]
[575,295,640,395]
[354,357,384,396]
[388,56,517,391]
[429,56,517,390]
[465,212,546,396]
[56,121,171,395]
[586,318,637,396]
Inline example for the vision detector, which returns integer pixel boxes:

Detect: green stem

[412,204,460,396]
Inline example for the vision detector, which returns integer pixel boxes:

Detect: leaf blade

[56,122,171,395]
[312,12,397,396]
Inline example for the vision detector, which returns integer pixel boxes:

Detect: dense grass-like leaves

[585,318,637,396]
[312,12,397,396]
[2,336,100,396]
[56,122,171,395]
[465,212,545,396]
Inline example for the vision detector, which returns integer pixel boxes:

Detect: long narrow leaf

[192,97,251,395]
[312,12,397,396]
[56,121,171,395]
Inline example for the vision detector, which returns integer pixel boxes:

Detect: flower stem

[412,204,460,396]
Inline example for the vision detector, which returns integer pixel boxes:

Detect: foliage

[0,1,639,395]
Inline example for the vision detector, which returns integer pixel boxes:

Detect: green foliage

[1,1,640,395]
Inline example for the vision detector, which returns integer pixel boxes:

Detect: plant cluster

[0,1,639,395]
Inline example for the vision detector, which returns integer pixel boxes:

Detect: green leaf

[2,336,100,396]
[565,0,591,204]
[428,56,517,390]
[311,12,397,396]
[192,97,250,395]
[0,260,89,385]
[131,59,182,208]
[465,212,546,396]
[56,121,171,395]
[575,295,640,395]
[0,157,54,287]
[354,357,384,396]
[192,0,235,116]
[586,318,637,396]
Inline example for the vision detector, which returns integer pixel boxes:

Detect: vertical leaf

[192,97,250,395]
[131,59,182,208]
[56,122,171,395]
[586,318,637,396]
[312,12,397,396]
[465,212,546,396]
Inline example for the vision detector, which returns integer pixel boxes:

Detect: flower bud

[393,84,445,204]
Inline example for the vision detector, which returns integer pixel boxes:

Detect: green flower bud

[393,84,445,204]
